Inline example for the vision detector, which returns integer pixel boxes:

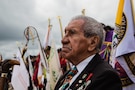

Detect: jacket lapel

[69,53,102,89]
[54,70,70,90]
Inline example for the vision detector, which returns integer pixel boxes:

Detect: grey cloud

[0,0,121,59]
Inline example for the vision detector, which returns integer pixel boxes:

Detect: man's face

[61,19,90,65]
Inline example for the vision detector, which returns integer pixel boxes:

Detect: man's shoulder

[94,61,118,76]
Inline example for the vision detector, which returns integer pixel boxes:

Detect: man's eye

[69,29,75,34]
[64,29,76,35]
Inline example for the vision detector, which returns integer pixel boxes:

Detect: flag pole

[57,16,64,39]
[131,0,135,26]
[16,41,22,56]
[82,9,85,16]
[115,0,124,25]
[44,18,52,48]
[16,41,27,65]
[57,16,71,70]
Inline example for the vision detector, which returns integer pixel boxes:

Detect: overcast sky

[0,0,134,59]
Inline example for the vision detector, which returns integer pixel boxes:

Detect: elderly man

[54,15,122,90]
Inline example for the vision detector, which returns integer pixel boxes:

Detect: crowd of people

[0,15,127,90]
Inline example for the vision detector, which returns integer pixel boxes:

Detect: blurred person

[54,15,122,90]
[0,54,2,62]
[0,59,20,90]
[57,48,67,74]
[0,54,2,77]
[26,55,38,90]
[44,46,51,59]
[100,24,114,63]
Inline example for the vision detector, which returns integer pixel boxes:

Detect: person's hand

[1,59,20,73]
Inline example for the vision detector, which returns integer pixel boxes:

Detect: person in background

[55,15,122,90]
[0,59,20,90]
[0,54,2,62]
[99,24,114,63]
[25,55,39,90]
[57,48,67,74]
[44,46,51,59]
[0,54,2,77]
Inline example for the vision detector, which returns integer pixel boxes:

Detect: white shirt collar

[76,54,95,74]
[69,54,95,86]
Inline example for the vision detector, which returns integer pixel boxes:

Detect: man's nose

[61,35,69,44]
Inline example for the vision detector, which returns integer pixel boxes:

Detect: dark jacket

[54,53,122,90]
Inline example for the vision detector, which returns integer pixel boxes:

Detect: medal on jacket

[77,73,93,89]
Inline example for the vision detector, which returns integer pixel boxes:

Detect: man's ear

[87,36,99,51]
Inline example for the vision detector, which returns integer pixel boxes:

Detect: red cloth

[33,54,40,86]
[60,58,67,68]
